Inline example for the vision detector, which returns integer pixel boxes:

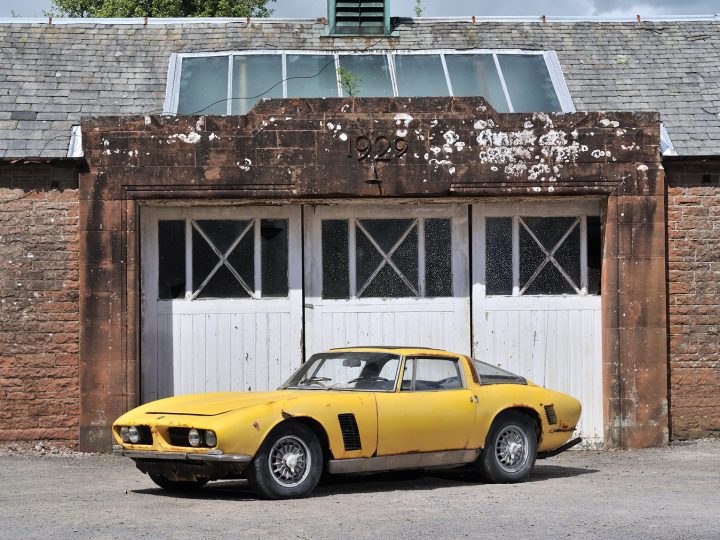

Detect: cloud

[591,0,719,15]
[273,0,717,19]
[2,0,717,19]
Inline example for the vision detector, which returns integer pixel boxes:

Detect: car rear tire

[148,473,208,491]
[246,422,323,500]
[476,411,537,483]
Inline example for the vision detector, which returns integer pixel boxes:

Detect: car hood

[139,390,305,416]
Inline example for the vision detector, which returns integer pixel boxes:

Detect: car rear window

[472,360,527,385]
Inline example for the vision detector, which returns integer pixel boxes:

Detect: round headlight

[188,428,201,447]
[204,430,217,447]
[120,426,130,443]
[128,426,140,444]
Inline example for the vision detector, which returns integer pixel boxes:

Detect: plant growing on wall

[337,67,363,97]
[50,0,275,17]
[414,0,424,17]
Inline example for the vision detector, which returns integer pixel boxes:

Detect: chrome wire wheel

[495,424,530,473]
[267,435,311,488]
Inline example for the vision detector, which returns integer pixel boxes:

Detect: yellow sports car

[113,347,581,499]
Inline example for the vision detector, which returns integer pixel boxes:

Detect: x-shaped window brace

[355,218,420,298]
[191,220,257,300]
[519,217,581,296]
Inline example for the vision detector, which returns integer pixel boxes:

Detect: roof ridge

[0,14,719,26]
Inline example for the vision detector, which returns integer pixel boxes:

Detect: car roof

[327,346,463,357]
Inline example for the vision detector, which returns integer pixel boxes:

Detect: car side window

[401,357,463,391]
[401,359,414,391]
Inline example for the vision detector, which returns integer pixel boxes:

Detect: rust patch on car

[281,410,294,419]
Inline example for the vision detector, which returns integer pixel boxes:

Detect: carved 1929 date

[348,135,408,161]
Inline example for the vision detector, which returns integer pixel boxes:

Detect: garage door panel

[472,201,604,448]
[304,205,470,357]
[141,206,302,402]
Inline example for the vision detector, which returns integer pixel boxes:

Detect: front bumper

[112,445,251,463]
[113,445,252,482]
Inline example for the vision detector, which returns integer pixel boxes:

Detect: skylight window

[165,50,574,116]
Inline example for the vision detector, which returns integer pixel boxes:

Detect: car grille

[544,404,558,425]
[338,413,362,451]
[168,427,194,447]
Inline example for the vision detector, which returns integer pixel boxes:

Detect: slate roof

[1,18,720,158]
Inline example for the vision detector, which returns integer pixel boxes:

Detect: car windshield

[473,359,527,385]
[282,352,401,391]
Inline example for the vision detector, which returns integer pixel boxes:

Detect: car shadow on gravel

[132,464,598,500]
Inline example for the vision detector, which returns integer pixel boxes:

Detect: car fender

[212,391,378,460]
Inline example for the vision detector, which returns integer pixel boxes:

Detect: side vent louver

[338,413,362,451]
[544,404,558,425]
[328,1,391,35]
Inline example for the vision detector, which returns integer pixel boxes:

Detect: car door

[375,356,477,455]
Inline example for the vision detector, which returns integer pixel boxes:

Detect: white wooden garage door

[140,206,303,401]
[472,200,603,447]
[303,204,471,356]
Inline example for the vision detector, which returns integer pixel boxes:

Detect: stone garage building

[0,10,719,452]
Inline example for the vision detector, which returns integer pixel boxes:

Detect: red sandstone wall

[667,186,720,439]
[0,188,80,445]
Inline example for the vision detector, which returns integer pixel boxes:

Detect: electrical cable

[181,28,392,115]
[37,25,395,155]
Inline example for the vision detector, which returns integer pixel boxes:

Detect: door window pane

[195,220,250,253]
[322,216,455,300]
[553,224,581,288]
[226,230,255,294]
[192,225,221,292]
[322,220,350,299]
[338,55,393,97]
[519,217,581,295]
[486,217,513,295]
[524,262,576,295]
[359,219,413,253]
[361,263,415,297]
[425,219,452,297]
[178,56,228,115]
[394,54,449,97]
[357,219,418,298]
[231,55,283,115]
[158,220,186,299]
[497,54,561,113]
[200,264,252,298]
[445,54,508,112]
[519,224,548,290]
[193,220,254,299]
[286,54,339,98]
[587,217,602,295]
[522,217,577,251]
[261,219,289,297]
[412,358,462,391]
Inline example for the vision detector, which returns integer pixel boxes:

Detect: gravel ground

[1,438,719,539]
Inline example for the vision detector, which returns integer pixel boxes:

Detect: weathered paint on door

[140,206,303,401]
[472,200,604,447]
[304,204,471,357]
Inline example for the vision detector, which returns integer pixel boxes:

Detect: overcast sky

[1,0,718,18]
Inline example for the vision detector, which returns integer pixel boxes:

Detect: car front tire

[247,422,323,500]
[476,411,538,483]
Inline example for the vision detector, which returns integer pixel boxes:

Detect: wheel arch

[265,416,332,463]
[489,406,543,444]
